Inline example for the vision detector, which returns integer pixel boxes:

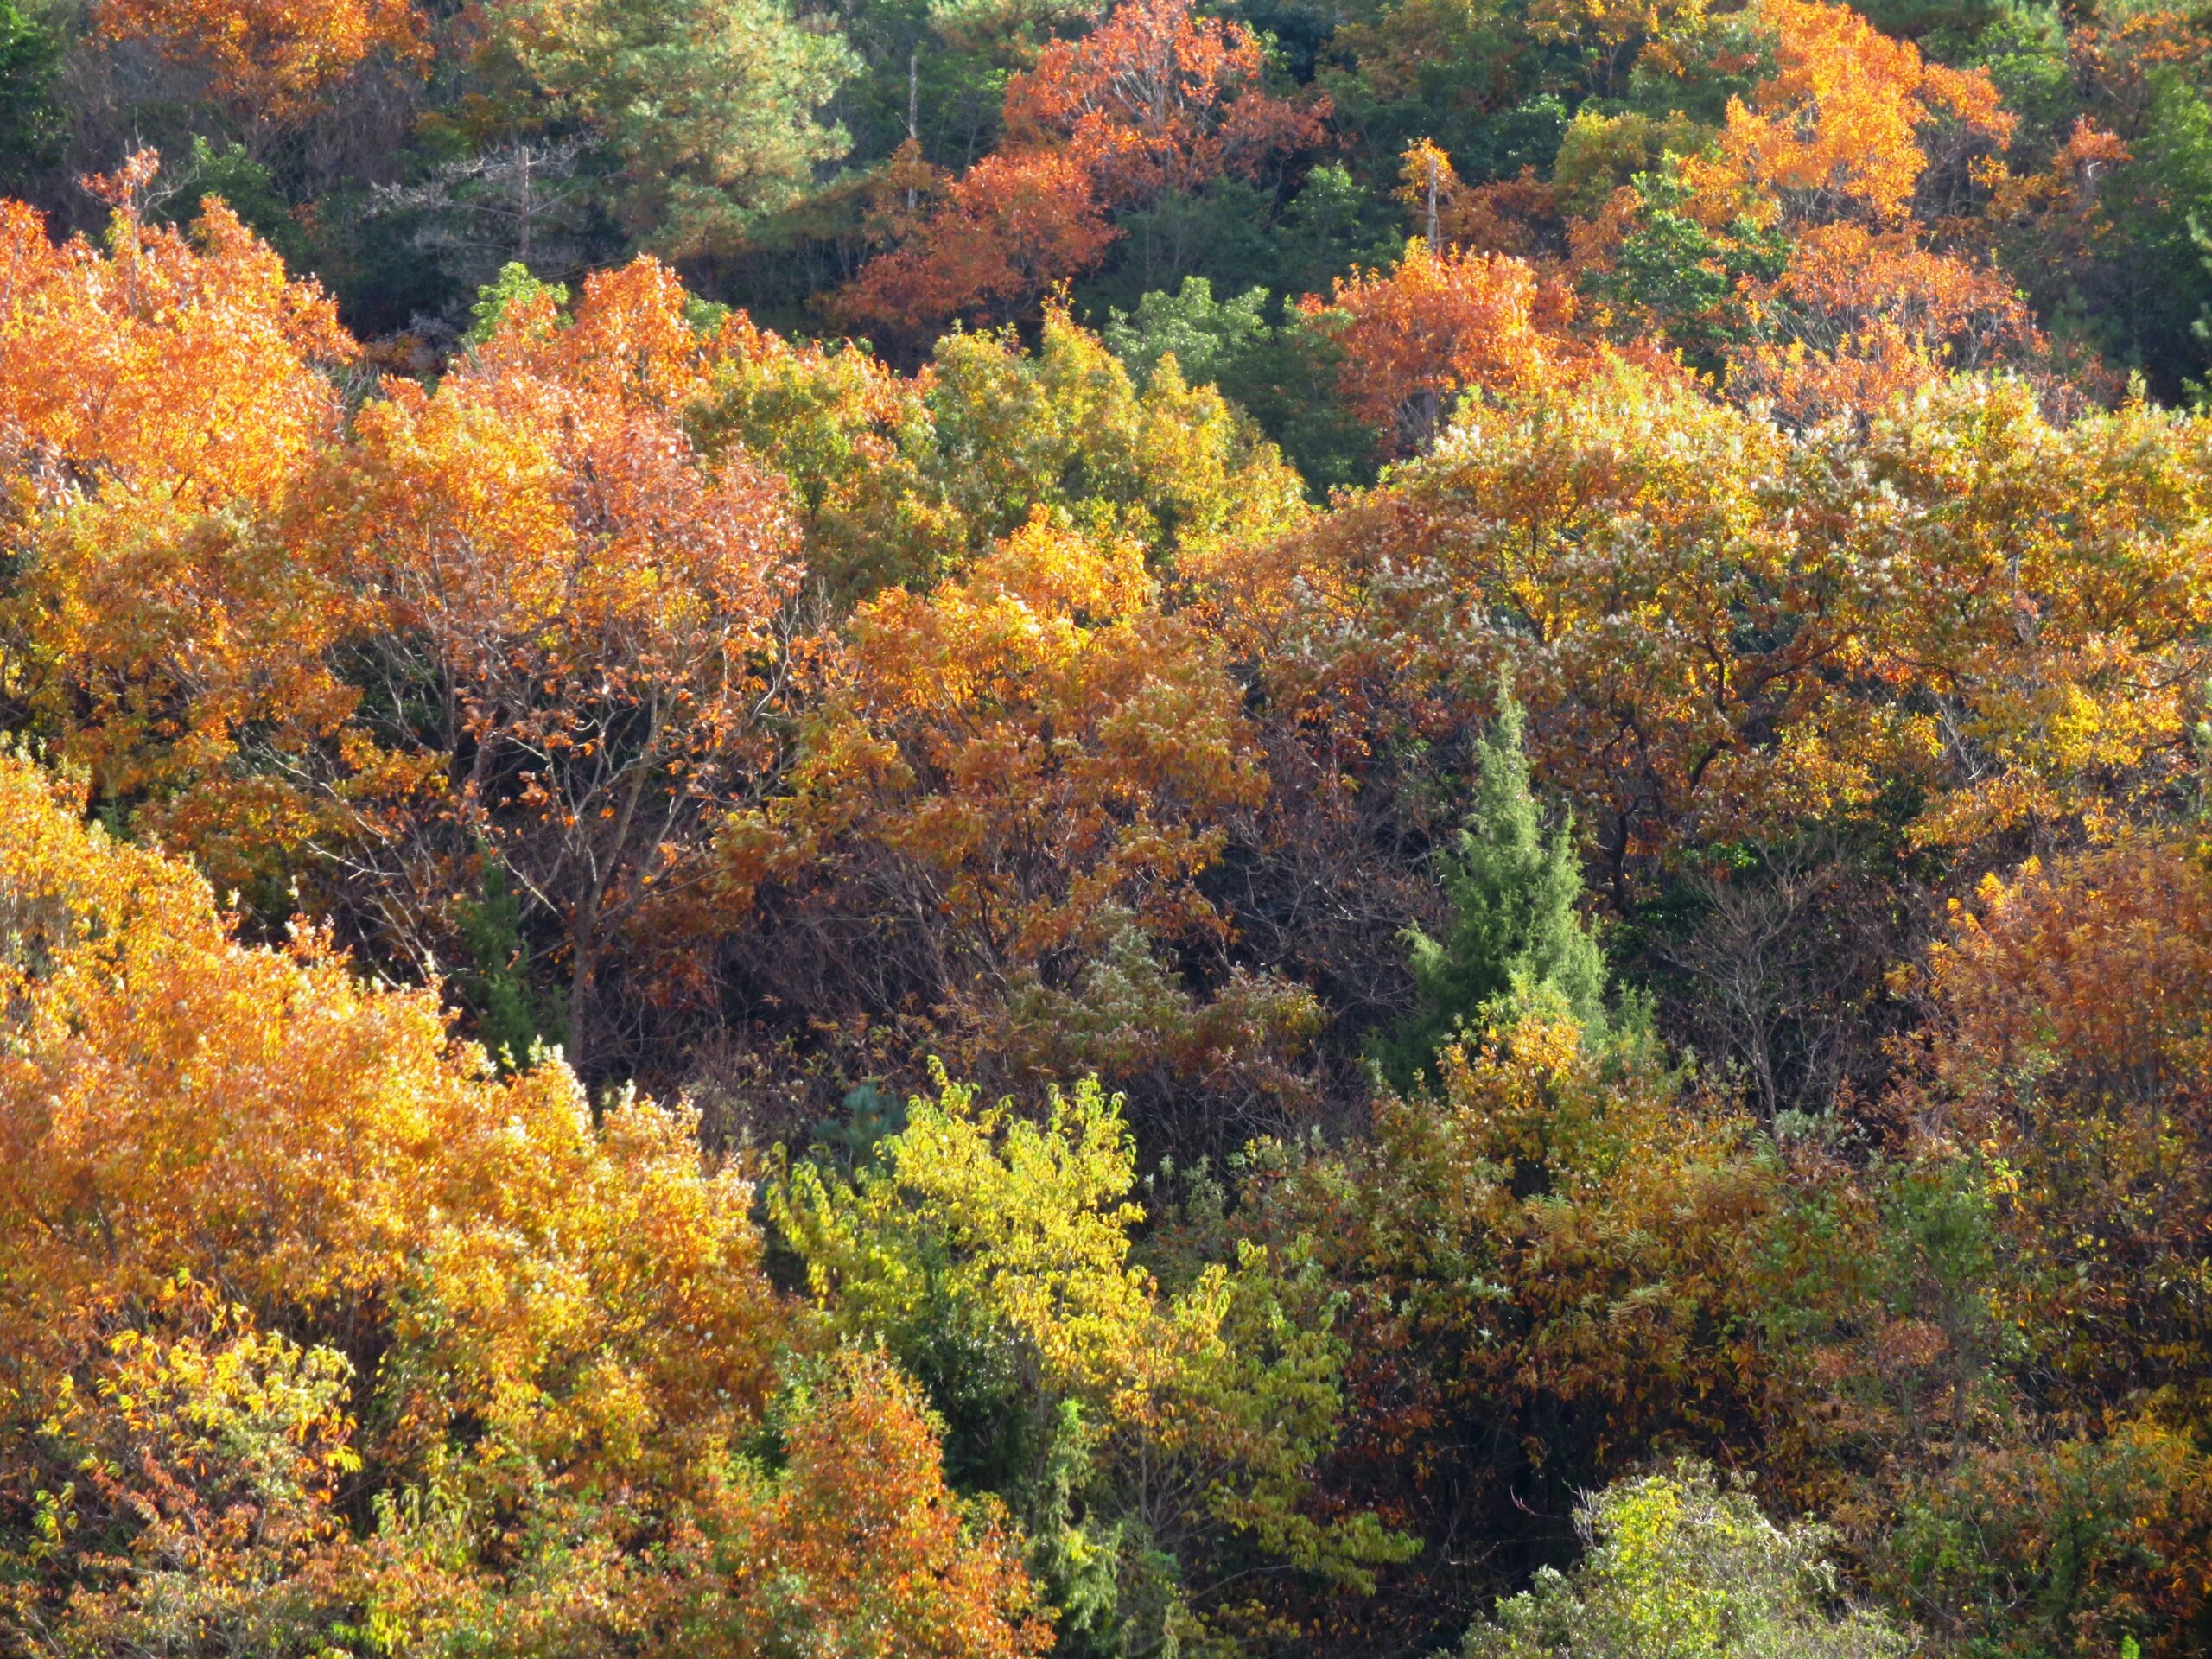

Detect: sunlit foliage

[8,0,2212,1653]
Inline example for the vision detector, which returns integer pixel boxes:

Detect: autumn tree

[839,0,1322,333]
[1233,996,1789,1640]
[1660,0,2036,418]
[1681,0,2012,230]
[1904,836,2212,1425]
[1248,360,1860,897]
[0,152,353,515]
[772,1069,1410,1651]
[0,744,787,1556]
[661,1350,1051,1659]
[1815,834,2212,1655]
[702,487,1354,1149]
[1402,0,2050,422]
[95,0,427,118]
[729,515,1259,986]
[998,0,1320,203]
[1303,232,1566,460]
[1840,377,2212,853]
[5,1281,364,1655]
[836,150,1121,336]
[300,257,802,1077]
[1725,222,2046,427]
[4,212,815,1069]
[3,154,361,900]
[1240,361,2212,908]
[692,302,1307,597]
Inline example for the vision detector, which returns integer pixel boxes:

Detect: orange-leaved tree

[1872,836,2212,1650]
[1681,0,2013,230]
[1903,836,2212,1424]
[1668,0,2035,420]
[3,153,363,894]
[95,0,427,118]
[0,153,354,515]
[1301,232,1573,459]
[833,149,1122,340]
[1000,0,1323,203]
[297,257,804,1076]
[1726,221,2045,427]
[839,0,1322,334]
[728,513,1263,982]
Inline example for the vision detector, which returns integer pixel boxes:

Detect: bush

[1463,1462,1913,1659]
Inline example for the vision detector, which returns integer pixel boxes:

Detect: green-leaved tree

[1376,687,1607,1090]
[492,0,857,257]
[1464,1462,1914,1659]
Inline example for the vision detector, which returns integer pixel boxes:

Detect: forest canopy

[5,0,2212,1655]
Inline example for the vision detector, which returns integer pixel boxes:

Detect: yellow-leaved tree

[771,1066,1413,1654]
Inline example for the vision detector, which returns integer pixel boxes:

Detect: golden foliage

[1682,0,2012,228]
[736,512,1262,967]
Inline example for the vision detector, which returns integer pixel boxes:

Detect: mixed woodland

[6,0,2212,1652]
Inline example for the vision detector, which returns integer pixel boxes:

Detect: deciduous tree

[305,257,803,1077]
[3,152,360,894]
[96,0,426,118]
[729,514,1261,987]
[1302,234,1566,457]
[840,0,1322,333]
[0,749,1046,1657]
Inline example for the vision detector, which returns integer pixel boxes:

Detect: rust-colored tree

[302,257,803,1077]
[1301,232,1570,458]
[96,0,426,118]
[839,0,1322,334]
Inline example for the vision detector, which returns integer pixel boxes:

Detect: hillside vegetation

[5,0,2212,1654]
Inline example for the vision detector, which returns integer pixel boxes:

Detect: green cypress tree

[1375,687,1608,1090]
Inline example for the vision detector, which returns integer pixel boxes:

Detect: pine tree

[1376,687,1608,1090]
[492,0,858,257]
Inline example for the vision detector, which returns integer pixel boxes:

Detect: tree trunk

[568,885,601,1087]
